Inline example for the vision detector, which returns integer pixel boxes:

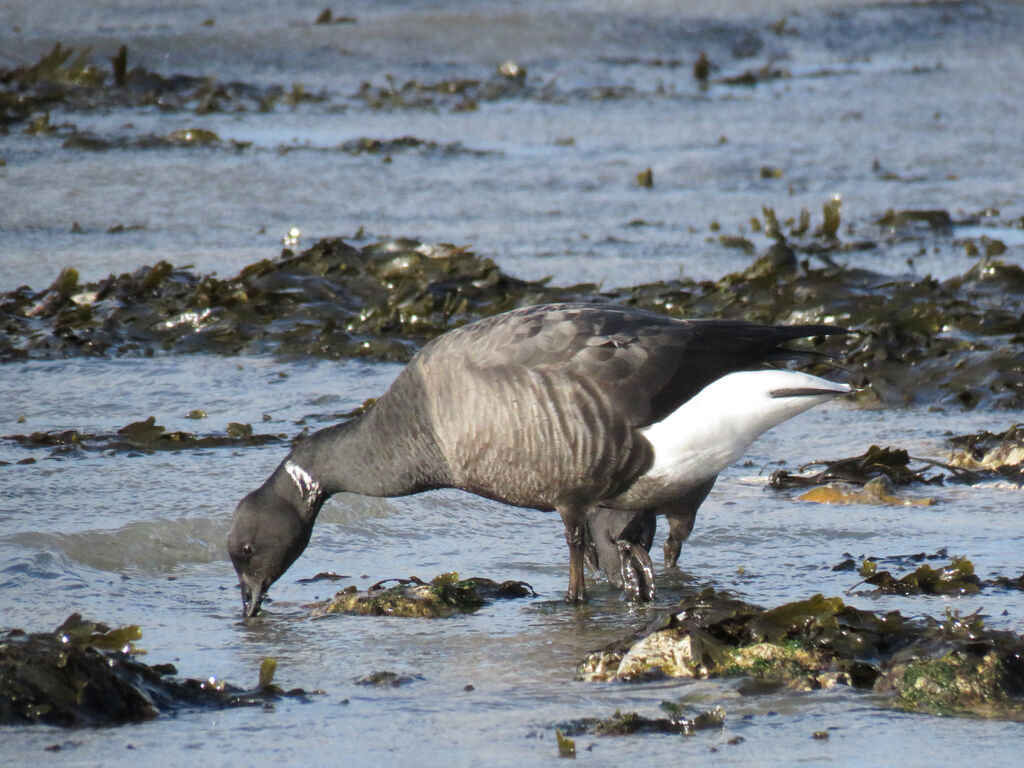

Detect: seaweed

[555,728,576,758]
[855,557,982,596]
[769,436,1024,491]
[556,705,725,739]
[877,209,954,232]
[2,204,1022,408]
[577,588,1024,720]
[0,43,290,130]
[846,553,1024,596]
[1,416,286,459]
[311,573,536,618]
[715,63,790,86]
[770,445,941,488]
[0,615,313,727]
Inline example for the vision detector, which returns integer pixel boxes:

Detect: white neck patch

[285,460,324,509]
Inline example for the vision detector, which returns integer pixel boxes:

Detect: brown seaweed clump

[557,705,726,739]
[1,417,285,462]
[0,614,311,727]
[0,239,578,362]
[770,432,1024,491]
[311,573,535,618]
[855,557,982,596]
[0,43,323,132]
[2,204,1022,408]
[577,588,1024,721]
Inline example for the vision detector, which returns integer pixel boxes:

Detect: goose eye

[241,543,254,557]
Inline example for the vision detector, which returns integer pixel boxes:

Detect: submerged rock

[0,614,312,727]
[577,588,1024,721]
[311,573,535,618]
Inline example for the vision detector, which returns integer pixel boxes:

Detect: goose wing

[426,303,843,428]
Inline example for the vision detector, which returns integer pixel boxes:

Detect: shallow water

[3,0,1024,765]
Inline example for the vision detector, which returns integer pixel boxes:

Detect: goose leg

[558,506,588,603]
[663,512,696,569]
[661,476,716,568]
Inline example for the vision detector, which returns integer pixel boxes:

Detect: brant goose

[228,303,849,616]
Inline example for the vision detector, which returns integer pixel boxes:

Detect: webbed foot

[616,539,656,602]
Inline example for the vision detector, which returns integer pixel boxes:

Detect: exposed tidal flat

[2,0,1024,765]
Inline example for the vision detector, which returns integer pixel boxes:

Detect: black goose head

[227,487,312,617]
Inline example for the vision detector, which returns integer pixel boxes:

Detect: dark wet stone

[0,614,312,727]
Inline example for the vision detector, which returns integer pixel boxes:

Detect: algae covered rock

[0,614,311,727]
[577,588,1024,721]
[312,573,535,618]
[948,424,1024,478]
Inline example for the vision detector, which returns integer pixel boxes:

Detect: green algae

[258,657,277,688]
[576,588,1024,721]
[312,573,535,618]
[0,615,313,727]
